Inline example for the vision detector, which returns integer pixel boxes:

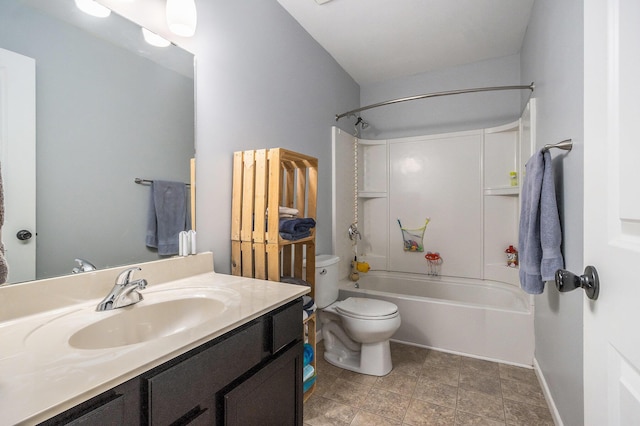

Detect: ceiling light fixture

[142,28,171,47]
[166,0,197,37]
[74,0,112,18]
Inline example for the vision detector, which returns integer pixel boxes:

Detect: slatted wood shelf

[231,147,318,399]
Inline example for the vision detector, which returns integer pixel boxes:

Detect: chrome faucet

[72,258,97,273]
[96,267,148,311]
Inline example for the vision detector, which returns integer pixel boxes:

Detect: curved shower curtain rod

[335,82,535,121]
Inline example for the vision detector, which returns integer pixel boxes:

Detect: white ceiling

[277,0,535,85]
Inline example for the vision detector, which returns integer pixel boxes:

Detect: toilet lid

[335,297,398,318]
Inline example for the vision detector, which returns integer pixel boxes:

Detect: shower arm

[335,83,535,121]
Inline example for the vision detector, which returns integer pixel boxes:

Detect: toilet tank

[312,254,340,309]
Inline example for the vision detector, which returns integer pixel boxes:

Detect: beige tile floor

[304,341,554,425]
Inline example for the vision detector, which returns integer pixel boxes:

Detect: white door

[0,48,36,283]
[584,0,640,424]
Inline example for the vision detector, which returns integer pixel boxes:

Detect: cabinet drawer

[39,382,137,426]
[146,321,263,425]
[271,299,303,353]
[66,395,124,426]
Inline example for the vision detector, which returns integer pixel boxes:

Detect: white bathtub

[338,271,534,366]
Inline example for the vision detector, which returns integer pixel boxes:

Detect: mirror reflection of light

[74,0,111,18]
[142,28,171,47]
[166,0,198,37]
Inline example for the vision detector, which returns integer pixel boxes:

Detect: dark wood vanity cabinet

[40,299,303,426]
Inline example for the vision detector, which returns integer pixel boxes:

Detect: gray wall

[0,2,194,279]
[521,0,584,424]
[359,54,523,139]
[192,0,360,274]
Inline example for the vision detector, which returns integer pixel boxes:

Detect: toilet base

[324,341,393,376]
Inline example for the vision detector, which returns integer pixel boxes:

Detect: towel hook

[542,139,573,153]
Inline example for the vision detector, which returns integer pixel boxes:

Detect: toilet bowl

[312,255,401,376]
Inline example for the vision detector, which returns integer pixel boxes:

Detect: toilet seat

[335,297,398,320]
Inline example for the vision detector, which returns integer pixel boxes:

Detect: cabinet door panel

[271,299,302,353]
[147,321,263,425]
[224,340,303,426]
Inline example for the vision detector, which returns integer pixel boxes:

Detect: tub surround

[0,252,309,425]
[339,271,534,366]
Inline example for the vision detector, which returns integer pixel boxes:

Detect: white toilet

[314,255,401,376]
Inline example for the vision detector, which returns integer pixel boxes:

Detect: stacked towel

[266,206,299,219]
[279,217,316,241]
[302,295,316,319]
[303,343,316,392]
[279,206,299,218]
[280,276,311,287]
[146,180,190,255]
[518,150,564,294]
[303,343,314,366]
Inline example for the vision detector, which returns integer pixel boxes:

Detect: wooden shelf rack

[231,148,318,401]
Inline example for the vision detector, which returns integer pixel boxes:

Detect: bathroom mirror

[0,0,195,282]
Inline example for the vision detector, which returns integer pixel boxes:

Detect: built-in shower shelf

[358,191,387,199]
[484,187,519,196]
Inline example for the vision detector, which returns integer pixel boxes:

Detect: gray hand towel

[146,180,188,256]
[0,162,7,284]
[518,150,564,294]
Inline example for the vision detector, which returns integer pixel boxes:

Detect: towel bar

[134,178,190,187]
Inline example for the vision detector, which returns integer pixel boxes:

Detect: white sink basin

[68,297,227,350]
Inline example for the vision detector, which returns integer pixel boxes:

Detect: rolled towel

[303,364,315,382]
[279,218,316,234]
[303,343,314,366]
[303,373,317,393]
[305,303,317,316]
[302,295,314,310]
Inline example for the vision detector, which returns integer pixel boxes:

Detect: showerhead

[347,114,369,137]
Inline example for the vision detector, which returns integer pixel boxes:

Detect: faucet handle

[115,267,142,285]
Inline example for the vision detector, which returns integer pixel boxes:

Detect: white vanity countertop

[0,271,309,425]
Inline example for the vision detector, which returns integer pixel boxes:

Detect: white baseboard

[533,357,563,426]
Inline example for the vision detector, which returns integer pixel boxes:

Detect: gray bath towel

[146,180,189,256]
[518,150,564,294]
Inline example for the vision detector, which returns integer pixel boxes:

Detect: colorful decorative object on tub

[505,245,519,267]
[349,256,370,281]
[425,252,442,275]
[355,261,370,273]
[397,218,430,252]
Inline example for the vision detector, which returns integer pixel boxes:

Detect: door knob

[16,230,33,241]
[555,266,599,300]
